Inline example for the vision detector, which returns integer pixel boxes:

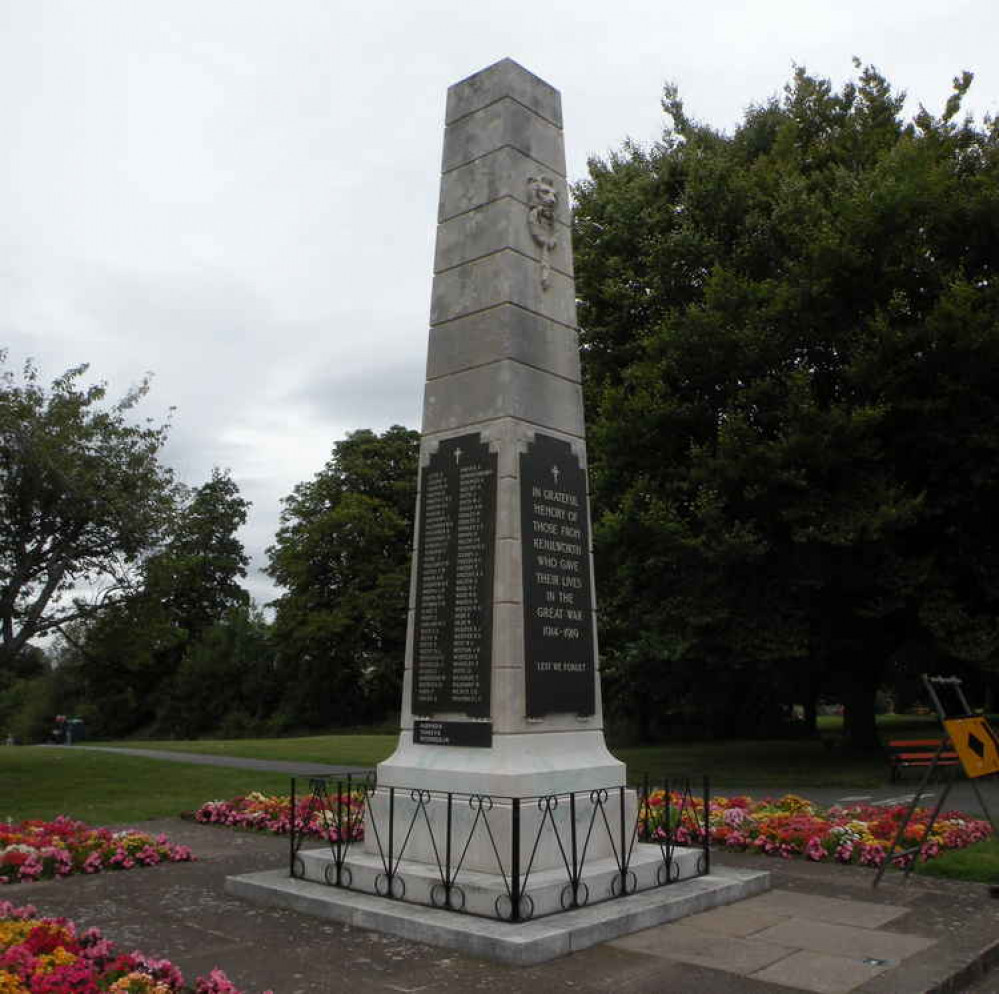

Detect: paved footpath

[58,744,370,777]
[17,746,999,993]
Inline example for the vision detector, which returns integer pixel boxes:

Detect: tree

[156,605,278,739]
[144,467,251,641]
[572,65,999,748]
[266,426,419,728]
[57,468,253,738]
[0,355,177,671]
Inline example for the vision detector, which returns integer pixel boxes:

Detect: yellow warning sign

[943,716,999,779]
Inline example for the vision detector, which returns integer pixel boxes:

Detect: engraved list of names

[520,433,596,717]
[412,433,496,718]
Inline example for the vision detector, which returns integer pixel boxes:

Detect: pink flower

[804,837,826,861]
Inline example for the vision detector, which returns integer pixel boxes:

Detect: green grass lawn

[914,837,999,884]
[101,734,397,768]
[10,713,985,826]
[98,731,894,787]
[1,747,292,823]
[99,714,959,783]
[614,739,886,788]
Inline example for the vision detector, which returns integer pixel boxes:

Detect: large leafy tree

[0,355,177,671]
[266,426,419,728]
[573,64,999,748]
[59,468,252,737]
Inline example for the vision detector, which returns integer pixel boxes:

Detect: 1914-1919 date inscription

[520,434,595,717]
[412,433,496,718]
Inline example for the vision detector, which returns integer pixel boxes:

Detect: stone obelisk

[227,63,771,955]
[376,58,623,799]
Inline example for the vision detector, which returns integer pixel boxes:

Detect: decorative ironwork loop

[560,881,590,909]
[468,794,494,812]
[495,892,535,922]
[538,794,560,814]
[431,883,467,911]
[611,870,638,896]
[375,873,406,899]
[324,863,353,888]
[589,788,609,805]
[410,788,432,804]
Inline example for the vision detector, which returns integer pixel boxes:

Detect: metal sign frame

[873,674,996,887]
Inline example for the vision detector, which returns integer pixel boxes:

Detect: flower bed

[0,818,193,886]
[0,900,270,993]
[195,789,992,870]
[641,791,994,867]
[194,791,363,842]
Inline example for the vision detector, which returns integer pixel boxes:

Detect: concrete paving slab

[751,950,891,994]
[752,917,936,962]
[681,902,790,937]
[744,889,910,928]
[610,921,794,974]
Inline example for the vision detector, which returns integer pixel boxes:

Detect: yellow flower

[0,921,36,950]
[0,969,30,994]
[108,970,172,994]
[36,948,78,974]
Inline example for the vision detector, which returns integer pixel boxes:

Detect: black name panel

[521,434,596,717]
[412,433,496,718]
[414,720,493,748]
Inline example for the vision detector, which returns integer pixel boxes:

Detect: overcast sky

[3,0,997,606]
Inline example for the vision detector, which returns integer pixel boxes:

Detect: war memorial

[228,58,769,963]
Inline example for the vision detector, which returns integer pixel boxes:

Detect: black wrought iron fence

[287,773,710,923]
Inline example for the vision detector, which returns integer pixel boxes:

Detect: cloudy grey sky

[3,0,996,605]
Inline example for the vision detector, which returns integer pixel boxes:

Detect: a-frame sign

[873,674,997,888]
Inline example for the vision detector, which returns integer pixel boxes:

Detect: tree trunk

[803,693,818,735]
[843,676,880,752]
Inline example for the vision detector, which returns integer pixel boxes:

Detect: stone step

[226,862,771,965]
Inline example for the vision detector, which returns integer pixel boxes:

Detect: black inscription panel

[414,720,493,748]
[521,434,595,717]
[412,433,496,718]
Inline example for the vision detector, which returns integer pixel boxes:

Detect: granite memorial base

[226,855,771,965]
[360,785,640,874]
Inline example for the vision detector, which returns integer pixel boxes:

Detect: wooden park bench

[887,738,960,782]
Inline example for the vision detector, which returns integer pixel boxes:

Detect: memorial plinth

[374,58,623,804]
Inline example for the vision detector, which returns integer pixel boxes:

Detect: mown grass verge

[914,837,999,884]
[101,734,890,787]
[99,734,396,768]
[1,747,291,823]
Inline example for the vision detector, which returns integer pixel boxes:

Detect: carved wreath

[527,176,558,290]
